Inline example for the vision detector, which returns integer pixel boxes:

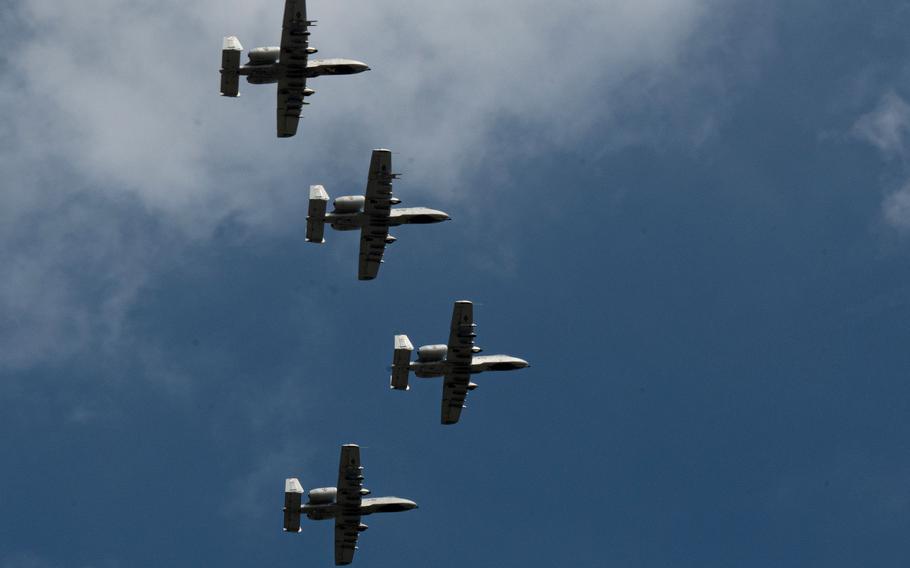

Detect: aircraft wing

[276,80,307,137]
[276,0,311,137]
[441,368,471,425]
[441,301,476,425]
[357,150,394,280]
[334,444,364,565]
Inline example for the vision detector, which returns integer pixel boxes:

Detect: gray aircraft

[306,149,451,280]
[220,0,370,138]
[390,300,530,425]
[283,444,418,566]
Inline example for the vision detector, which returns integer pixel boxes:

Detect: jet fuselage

[326,208,451,231]
[411,355,530,378]
[239,51,370,85]
[302,495,418,521]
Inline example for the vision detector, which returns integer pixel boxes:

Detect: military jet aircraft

[220,0,370,137]
[283,444,418,565]
[390,300,530,425]
[306,149,451,280]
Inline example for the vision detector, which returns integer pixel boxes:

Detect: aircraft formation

[221,1,531,564]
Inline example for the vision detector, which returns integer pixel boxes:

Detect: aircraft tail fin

[306,185,330,243]
[220,36,243,97]
[283,478,304,533]
[390,334,414,390]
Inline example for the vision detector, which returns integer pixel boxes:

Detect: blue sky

[2,1,910,566]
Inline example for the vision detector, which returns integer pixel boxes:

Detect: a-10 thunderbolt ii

[283,444,418,565]
[306,149,451,280]
[390,300,530,425]
[220,0,370,137]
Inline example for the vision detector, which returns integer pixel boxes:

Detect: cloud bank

[0,0,726,372]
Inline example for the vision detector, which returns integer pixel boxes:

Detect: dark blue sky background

[3,1,910,567]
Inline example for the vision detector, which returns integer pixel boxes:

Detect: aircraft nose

[515,358,530,369]
[403,499,418,510]
[340,60,371,74]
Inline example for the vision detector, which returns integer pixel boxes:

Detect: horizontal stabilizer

[306,185,329,243]
[390,334,413,390]
[223,36,243,52]
[220,36,243,97]
[283,478,304,533]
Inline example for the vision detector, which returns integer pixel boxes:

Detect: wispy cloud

[0,191,152,370]
[853,91,910,232]
[223,440,315,522]
[853,91,910,158]
[1,553,59,568]
[883,182,910,232]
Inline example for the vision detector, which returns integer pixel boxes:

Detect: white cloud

[853,91,910,158]
[0,190,152,370]
[7,0,719,217]
[853,91,910,231]
[0,0,731,372]
[883,182,910,232]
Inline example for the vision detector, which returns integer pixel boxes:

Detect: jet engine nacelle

[248,46,280,65]
[417,344,448,362]
[333,196,365,213]
[307,487,337,504]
